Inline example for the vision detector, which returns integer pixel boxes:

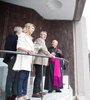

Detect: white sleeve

[17,35,25,49]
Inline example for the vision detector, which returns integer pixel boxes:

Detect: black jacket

[3,32,18,64]
[48,47,64,58]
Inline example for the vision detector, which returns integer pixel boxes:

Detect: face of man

[51,40,58,48]
[16,27,22,36]
[40,31,47,40]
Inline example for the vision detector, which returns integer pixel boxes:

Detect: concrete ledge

[77,96,88,100]
[0,58,8,93]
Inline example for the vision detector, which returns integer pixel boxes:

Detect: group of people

[3,23,64,100]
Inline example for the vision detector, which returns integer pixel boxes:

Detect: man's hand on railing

[49,54,55,58]
[51,52,56,56]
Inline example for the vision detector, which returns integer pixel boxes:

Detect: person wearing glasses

[32,31,53,98]
[44,40,64,93]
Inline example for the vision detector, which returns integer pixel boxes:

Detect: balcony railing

[0,50,69,100]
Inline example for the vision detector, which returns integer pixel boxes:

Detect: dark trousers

[33,64,42,94]
[17,70,29,97]
[5,57,18,97]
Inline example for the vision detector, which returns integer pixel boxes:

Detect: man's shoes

[5,95,17,100]
[48,90,61,93]
[39,92,47,95]
[32,93,42,98]
[55,89,62,92]
[5,96,13,100]
[12,95,17,99]
[48,90,53,93]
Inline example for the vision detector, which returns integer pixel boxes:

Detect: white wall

[73,17,90,100]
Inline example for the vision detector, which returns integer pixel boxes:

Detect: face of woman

[29,25,35,35]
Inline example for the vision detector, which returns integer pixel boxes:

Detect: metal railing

[0,50,69,100]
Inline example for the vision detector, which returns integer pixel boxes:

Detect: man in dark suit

[3,26,22,100]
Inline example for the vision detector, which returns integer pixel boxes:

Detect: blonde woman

[13,23,35,100]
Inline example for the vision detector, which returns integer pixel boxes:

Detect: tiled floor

[0,58,73,100]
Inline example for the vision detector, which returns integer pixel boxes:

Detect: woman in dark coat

[44,40,64,92]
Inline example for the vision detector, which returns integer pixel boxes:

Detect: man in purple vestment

[44,40,64,93]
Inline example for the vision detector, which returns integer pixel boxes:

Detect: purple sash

[49,58,63,87]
